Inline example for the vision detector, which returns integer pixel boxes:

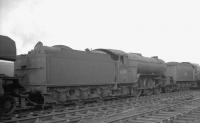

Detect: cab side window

[120,56,124,64]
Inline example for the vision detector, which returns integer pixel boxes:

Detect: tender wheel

[0,96,16,115]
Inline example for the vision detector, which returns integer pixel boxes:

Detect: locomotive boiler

[127,53,169,94]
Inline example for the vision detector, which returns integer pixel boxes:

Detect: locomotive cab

[94,49,136,96]
[94,49,130,84]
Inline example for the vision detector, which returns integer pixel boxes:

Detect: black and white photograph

[0,0,200,122]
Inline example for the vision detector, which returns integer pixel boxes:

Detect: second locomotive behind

[15,42,170,104]
[167,62,200,89]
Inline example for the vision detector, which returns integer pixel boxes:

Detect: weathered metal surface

[0,35,16,61]
[94,49,136,83]
[192,63,200,81]
[128,53,166,76]
[94,49,127,57]
[167,62,195,82]
[15,44,116,88]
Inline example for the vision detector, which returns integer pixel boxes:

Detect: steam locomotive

[14,41,200,104]
[1,35,200,115]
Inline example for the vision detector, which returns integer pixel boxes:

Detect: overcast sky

[0,0,200,63]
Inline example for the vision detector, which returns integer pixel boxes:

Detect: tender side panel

[167,63,194,82]
[176,64,194,82]
[15,54,47,86]
[28,54,47,85]
[46,51,115,86]
[15,55,27,86]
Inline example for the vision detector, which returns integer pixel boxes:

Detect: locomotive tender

[167,62,200,88]
[1,35,200,115]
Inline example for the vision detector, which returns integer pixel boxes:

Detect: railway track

[95,91,200,123]
[0,91,198,123]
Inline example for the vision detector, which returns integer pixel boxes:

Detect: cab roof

[0,35,16,61]
[94,49,127,56]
